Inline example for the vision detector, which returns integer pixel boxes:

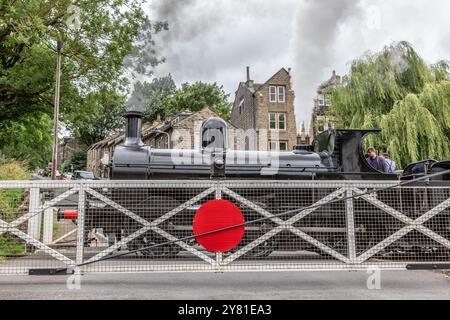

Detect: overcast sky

[145,0,450,131]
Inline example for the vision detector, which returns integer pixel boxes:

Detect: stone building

[309,70,342,143]
[231,67,298,151]
[296,121,311,145]
[87,107,238,178]
[57,137,86,169]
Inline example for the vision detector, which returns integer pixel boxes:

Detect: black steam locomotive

[111,111,449,181]
[83,111,450,259]
[112,111,397,181]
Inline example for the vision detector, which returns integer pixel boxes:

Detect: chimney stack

[124,111,144,147]
[246,66,250,82]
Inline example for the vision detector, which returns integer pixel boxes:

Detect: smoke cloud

[142,0,450,130]
[146,0,296,94]
[290,0,362,127]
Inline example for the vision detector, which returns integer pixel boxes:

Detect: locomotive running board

[406,264,450,270]
[28,268,73,275]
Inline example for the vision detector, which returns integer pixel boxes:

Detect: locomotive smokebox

[111,111,150,179]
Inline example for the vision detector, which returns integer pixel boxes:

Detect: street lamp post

[51,40,63,180]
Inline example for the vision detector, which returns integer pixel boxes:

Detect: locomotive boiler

[112,111,400,181]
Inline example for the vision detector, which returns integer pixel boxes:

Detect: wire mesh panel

[1,180,450,274]
[0,181,81,274]
[80,182,218,272]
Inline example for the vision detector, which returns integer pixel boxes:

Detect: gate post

[345,187,357,263]
[215,181,223,271]
[42,205,56,244]
[27,187,41,241]
[75,185,86,272]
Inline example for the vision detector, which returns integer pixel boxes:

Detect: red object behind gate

[193,199,245,252]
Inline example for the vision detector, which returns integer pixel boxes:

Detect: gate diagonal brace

[0,187,79,237]
[221,187,350,265]
[0,219,75,266]
[84,187,217,266]
[0,187,80,267]
[352,187,450,263]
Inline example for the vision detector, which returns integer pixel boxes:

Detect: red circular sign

[193,199,245,252]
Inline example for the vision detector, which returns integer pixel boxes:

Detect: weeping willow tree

[329,41,450,168]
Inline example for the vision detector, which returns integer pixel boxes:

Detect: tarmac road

[0,270,449,300]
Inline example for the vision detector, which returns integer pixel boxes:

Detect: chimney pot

[246,66,250,82]
[124,111,144,147]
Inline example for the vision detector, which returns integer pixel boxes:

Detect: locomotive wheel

[242,238,276,259]
[232,226,277,259]
[128,233,182,258]
[379,245,450,260]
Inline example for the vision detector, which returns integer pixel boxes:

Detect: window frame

[279,141,288,151]
[324,93,331,106]
[318,94,325,106]
[269,86,277,102]
[278,113,286,130]
[239,97,244,114]
[278,86,285,103]
[268,112,287,130]
[269,112,277,129]
[268,140,288,151]
[269,140,277,151]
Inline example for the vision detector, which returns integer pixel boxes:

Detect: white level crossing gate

[1,180,450,274]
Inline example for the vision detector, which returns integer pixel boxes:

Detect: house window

[269,140,288,151]
[317,119,325,132]
[324,94,331,106]
[318,94,324,106]
[239,97,244,114]
[278,113,285,130]
[278,86,285,103]
[268,112,286,130]
[269,141,277,151]
[270,85,286,103]
[269,112,276,129]
[269,86,277,102]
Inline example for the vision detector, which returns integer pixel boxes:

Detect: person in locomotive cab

[366,147,389,173]
[381,152,396,173]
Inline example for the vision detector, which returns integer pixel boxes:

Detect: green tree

[65,87,126,146]
[330,41,450,168]
[0,0,152,118]
[0,1,166,165]
[60,148,87,172]
[142,75,176,121]
[167,82,232,120]
[0,112,52,168]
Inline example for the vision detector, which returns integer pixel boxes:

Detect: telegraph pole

[51,40,63,180]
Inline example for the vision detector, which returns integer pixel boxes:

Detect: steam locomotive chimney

[124,111,144,147]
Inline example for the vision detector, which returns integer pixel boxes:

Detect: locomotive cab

[200,117,229,153]
[315,128,399,179]
[200,117,228,178]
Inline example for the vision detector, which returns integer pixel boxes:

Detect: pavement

[0,270,449,300]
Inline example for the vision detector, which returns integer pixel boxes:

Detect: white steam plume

[290,0,363,128]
